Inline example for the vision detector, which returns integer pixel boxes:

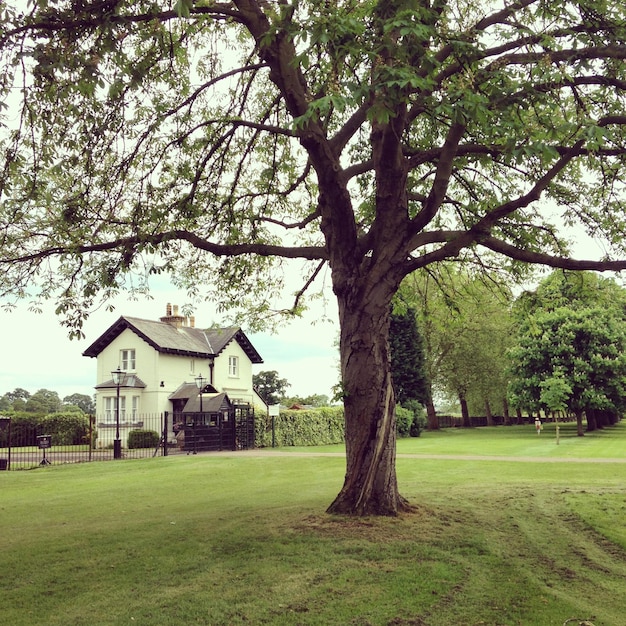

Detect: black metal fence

[0,407,255,471]
[435,415,510,428]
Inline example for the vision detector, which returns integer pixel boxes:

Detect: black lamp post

[112,367,125,459]
[194,374,205,456]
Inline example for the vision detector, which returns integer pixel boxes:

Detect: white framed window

[131,396,140,420]
[228,355,239,377]
[104,396,126,422]
[120,349,136,371]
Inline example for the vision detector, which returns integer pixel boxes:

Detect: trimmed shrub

[41,412,91,445]
[3,412,47,446]
[401,400,427,437]
[256,406,345,448]
[396,405,414,437]
[127,429,160,449]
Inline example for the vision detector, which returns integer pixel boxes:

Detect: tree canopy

[508,305,626,435]
[2,0,626,515]
[508,271,626,434]
[253,370,291,406]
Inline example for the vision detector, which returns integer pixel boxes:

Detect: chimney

[160,303,186,328]
[189,316,195,328]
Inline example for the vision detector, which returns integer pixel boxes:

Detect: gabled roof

[169,382,219,400]
[182,392,231,414]
[82,316,263,363]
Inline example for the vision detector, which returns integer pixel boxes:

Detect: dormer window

[121,349,136,371]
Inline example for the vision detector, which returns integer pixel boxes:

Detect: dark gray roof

[82,316,263,363]
[169,382,219,400]
[183,392,231,413]
[95,373,147,389]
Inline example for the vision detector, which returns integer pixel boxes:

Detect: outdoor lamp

[111,367,126,459]
[193,373,205,455]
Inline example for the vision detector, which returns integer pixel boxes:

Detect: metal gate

[235,404,255,450]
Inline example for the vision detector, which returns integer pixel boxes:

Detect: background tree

[389,307,429,408]
[460,286,515,424]
[63,393,96,414]
[399,267,514,426]
[0,388,30,412]
[509,270,626,432]
[515,271,626,317]
[253,370,291,406]
[508,307,626,436]
[24,389,62,414]
[3,1,626,515]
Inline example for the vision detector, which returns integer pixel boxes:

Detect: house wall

[213,339,256,404]
[94,329,152,415]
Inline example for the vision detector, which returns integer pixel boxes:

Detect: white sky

[0,284,340,402]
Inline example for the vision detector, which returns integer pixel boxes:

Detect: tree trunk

[503,397,511,425]
[327,289,412,516]
[586,408,597,432]
[426,394,439,430]
[485,399,493,426]
[575,410,585,436]
[460,393,471,427]
[321,78,411,516]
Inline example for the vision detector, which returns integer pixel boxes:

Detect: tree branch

[479,236,626,271]
[1,230,328,265]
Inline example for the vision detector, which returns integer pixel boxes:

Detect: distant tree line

[0,389,95,414]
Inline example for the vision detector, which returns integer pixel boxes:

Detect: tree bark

[426,395,439,430]
[501,397,510,425]
[575,410,585,436]
[327,286,412,516]
[485,399,493,426]
[586,408,597,432]
[460,393,471,427]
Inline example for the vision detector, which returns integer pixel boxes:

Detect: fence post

[89,415,93,462]
[163,412,168,457]
[0,418,10,470]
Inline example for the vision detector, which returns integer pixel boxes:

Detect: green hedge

[127,429,160,449]
[41,412,92,445]
[255,403,426,448]
[0,412,92,447]
[255,407,345,447]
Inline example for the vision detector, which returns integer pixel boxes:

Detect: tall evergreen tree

[389,307,428,407]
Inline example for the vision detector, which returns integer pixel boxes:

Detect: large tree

[2,1,626,515]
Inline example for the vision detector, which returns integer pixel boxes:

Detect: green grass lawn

[1,422,626,625]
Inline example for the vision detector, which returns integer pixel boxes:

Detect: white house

[82,304,264,448]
